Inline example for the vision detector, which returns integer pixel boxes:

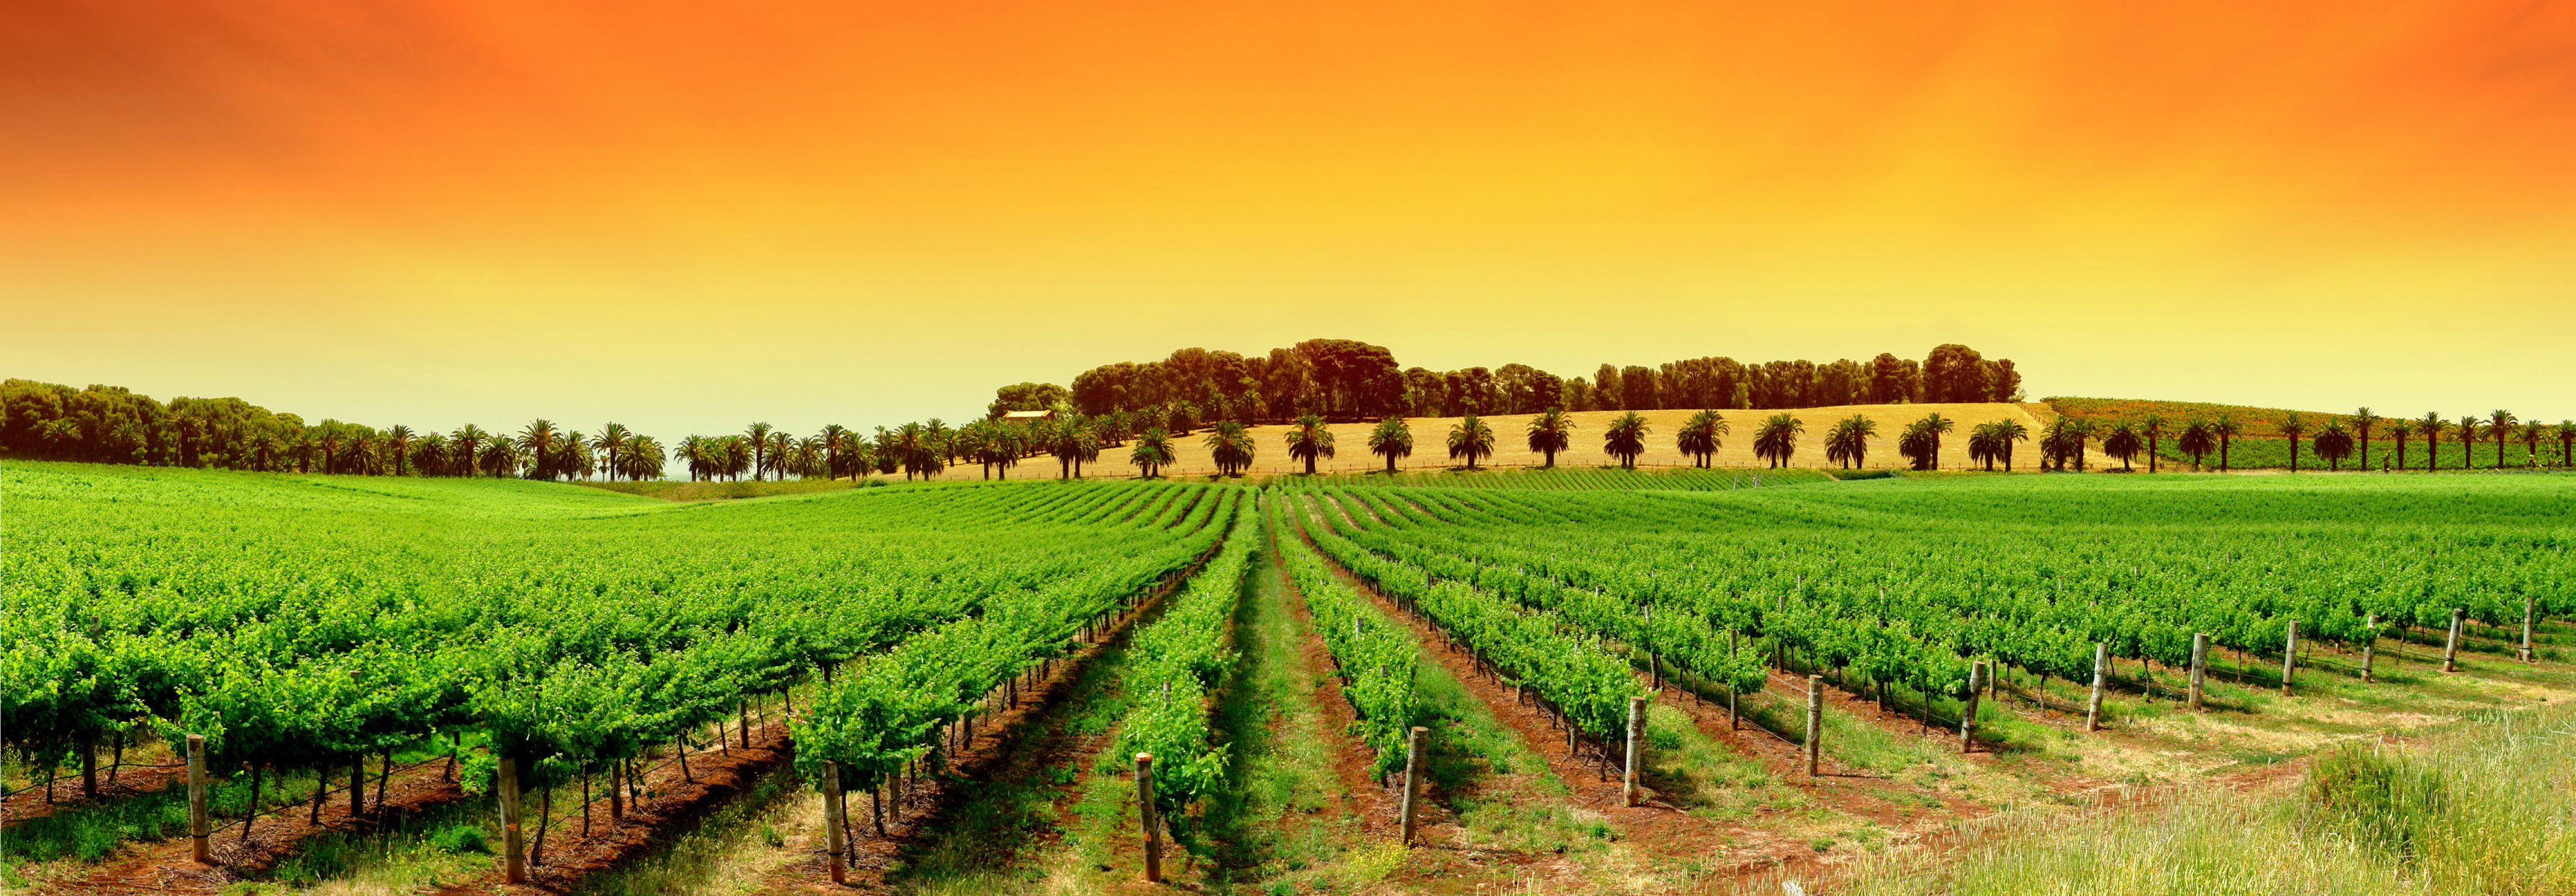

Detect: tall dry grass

[1771,700,2576,896]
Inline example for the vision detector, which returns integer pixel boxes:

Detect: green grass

[1833,700,2576,896]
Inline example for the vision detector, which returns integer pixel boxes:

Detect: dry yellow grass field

[899,402,2055,482]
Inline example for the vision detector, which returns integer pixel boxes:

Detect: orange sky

[6,1,2572,435]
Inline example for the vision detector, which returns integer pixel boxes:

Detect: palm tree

[2418,413,2447,472]
[2177,420,2215,471]
[479,438,521,479]
[765,430,795,481]
[623,435,665,481]
[2314,420,2354,470]
[2209,414,2240,473]
[1674,409,1728,468]
[2557,420,2576,469]
[1130,428,1175,478]
[2101,422,2142,472]
[2386,420,2412,472]
[816,424,850,481]
[2277,414,2307,473]
[1966,423,2000,470]
[1826,414,1876,469]
[1284,414,1336,475]
[594,423,630,480]
[1447,414,1496,470]
[2457,416,2483,471]
[2488,410,2516,469]
[2351,408,2377,472]
[1993,419,2029,471]
[1916,412,1954,469]
[385,425,414,476]
[744,423,773,479]
[1204,420,1254,476]
[1602,411,1652,469]
[1752,413,1804,468]
[2518,420,2547,470]
[516,420,559,479]
[1525,408,1575,468]
[1369,417,1414,473]
[2140,414,2166,473]
[449,425,488,476]
[1897,420,1936,470]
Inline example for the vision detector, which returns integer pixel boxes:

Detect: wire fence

[205,753,454,836]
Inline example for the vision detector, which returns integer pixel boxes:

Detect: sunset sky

[7,1,2572,436]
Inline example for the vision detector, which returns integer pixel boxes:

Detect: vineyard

[7,461,2575,895]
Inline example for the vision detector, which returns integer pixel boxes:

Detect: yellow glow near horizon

[5,1,2572,436]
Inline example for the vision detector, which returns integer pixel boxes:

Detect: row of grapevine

[1285,491,1646,744]
[1307,467,1832,492]
[791,488,1242,808]
[1307,477,2572,717]
[2,464,1219,833]
[1268,494,1420,780]
[1109,495,1259,829]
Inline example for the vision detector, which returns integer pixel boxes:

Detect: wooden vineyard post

[1399,726,1428,844]
[1135,753,1161,883]
[187,734,211,865]
[1802,675,1823,778]
[822,762,847,884]
[2085,644,2108,732]
[2444,608,2465,673]
[2520,597,2536,663]
[1959,662,1981,753]
[2361,615,2378,684]
[498,756,526,884]
[2280,620,2299,696]
[1623,696,1647,806]
[2188,633,2209,711]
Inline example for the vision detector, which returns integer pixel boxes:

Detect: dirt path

[3,760,190,828]
[747,568,1180,894]
[1266,525,1408,843]
[43,755,473,895]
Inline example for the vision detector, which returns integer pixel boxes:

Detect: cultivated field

[7,462,2572,895]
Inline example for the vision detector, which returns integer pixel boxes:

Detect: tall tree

[1447,414,1496,470]
[2277,414,2307,473]
[1130,428,1175,479]
[2418,412,2447,472]
[1283,414,1336,475]
[1204,420,1254,476]
[2386,420,2412,472]
[2457,415,2483,471]
[1675,409,1728,468]
[2488,410,2516,469]
[2101,422,2142,472]
[2314,420,2354,471]
[1826,414,1877,470]
[1602,411,1651,470]
[2518,420,2547,469]
[2351,408,2377,472]
[1525,408,1574,468]
[2138,414,2167,473]
[744,423,773,480]
[1368,417,1413,473]
[2209,414,2240,473]
[594,423,629,481]
[1752,413,1804,468]
[2178,421,2215,472]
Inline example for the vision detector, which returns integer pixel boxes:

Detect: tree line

[2035,408,2576,474]
[1049,340,2023,426]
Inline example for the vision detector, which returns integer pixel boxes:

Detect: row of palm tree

[2052,408,2576,474]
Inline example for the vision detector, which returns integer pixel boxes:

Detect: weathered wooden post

[187,734,211,865]
[2361,615,2378,684]
[1399,727,1428,844]
[1623,696,1648,806]
[498,756,526,884]
[2085,644,2108,732]
[2443,608,2465,673]
[2188,633,2209,711]
[822,762,847,884]
[2280,620,2299,696]
[1802,675,1823,778]
[2520,597,2536,663]
[1135,753,1161,883]
[1959,662,1982,753]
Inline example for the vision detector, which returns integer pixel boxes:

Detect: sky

[7,0,2574,438]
